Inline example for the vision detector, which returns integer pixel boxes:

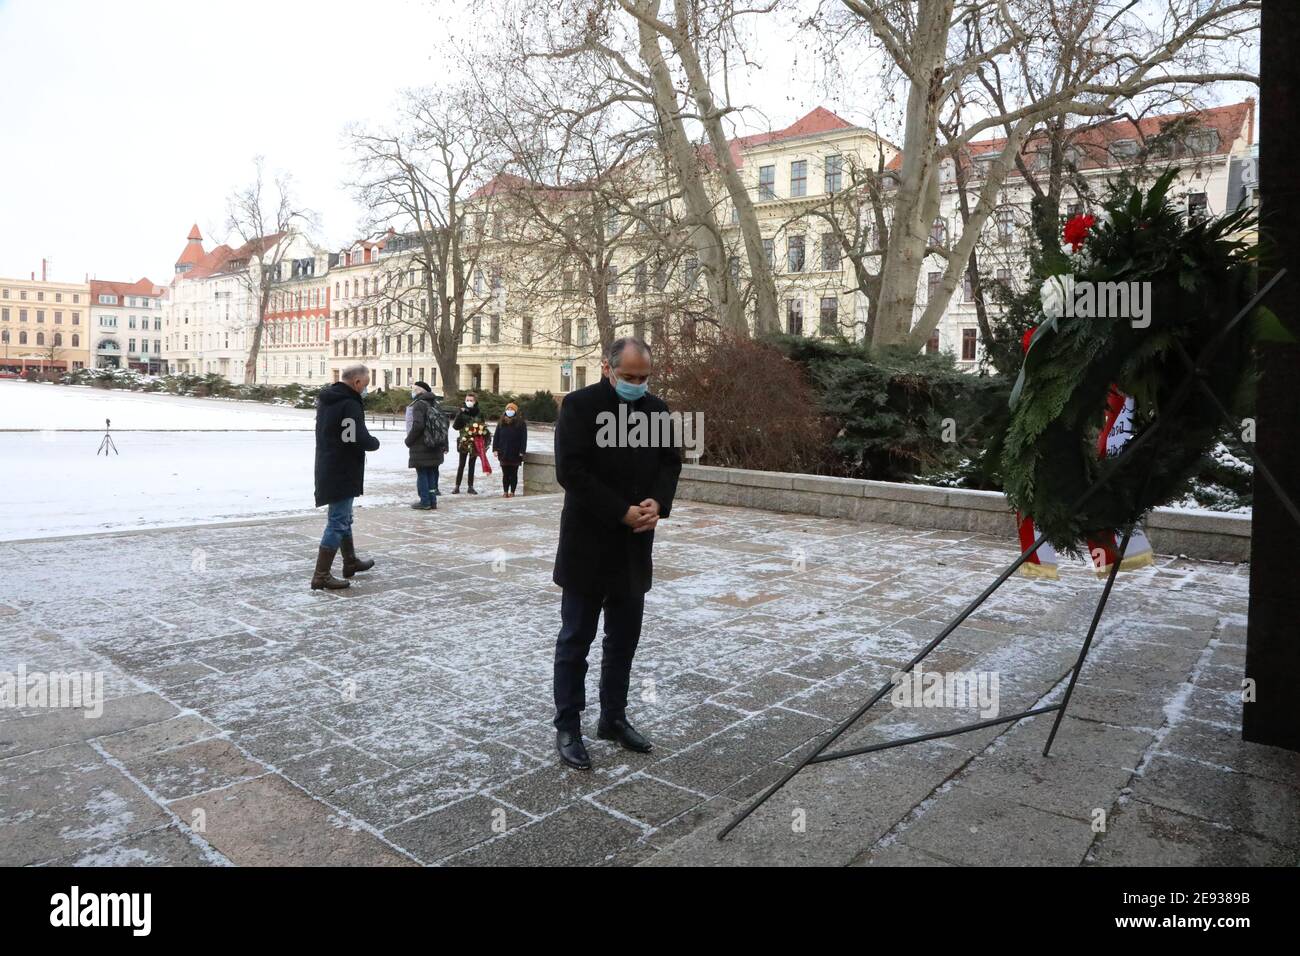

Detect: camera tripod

[96,418,118,456]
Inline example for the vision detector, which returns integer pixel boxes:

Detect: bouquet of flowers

[462,420,492,475]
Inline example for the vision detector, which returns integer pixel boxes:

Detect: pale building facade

[919,100,1258,368]
[88,278,166,372]
[163,225,324,381]
[213,101,1257,394]
[0,272,92,375]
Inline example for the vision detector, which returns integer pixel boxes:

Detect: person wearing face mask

[491,402,528,498]
[550,337,682,770]
[451,392,484,494]
[311,364,381,590]
[404,381,448,510]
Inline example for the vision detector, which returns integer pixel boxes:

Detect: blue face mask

[612,375,647,402]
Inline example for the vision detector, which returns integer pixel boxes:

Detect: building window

[824,155,843,194]
[635,263,648,294]
[820,232,839,271]
[758,165,775,200]
[926,332,940,354]
[930,217,947,245]
[995,206,1015,244]
[790,160,807,198]
[521,315,533,347]
[787,235,805,273]
[1187,192,1209,222]
[786,299,804,336]
[763,238,775,271]
[1185,129,1219,155]
[961,328,977,361]
[819,297,838,336]
[684,258,699,290]
[927,272,942,303]
[963,272,975,302]
[1111,138,1140,161]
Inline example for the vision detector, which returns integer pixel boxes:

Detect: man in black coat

[312,364,381,591]
[551,337,682,769]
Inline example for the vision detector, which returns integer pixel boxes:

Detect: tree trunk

[871,7,951,347]
[632,3,747,337]
[664,0,777,334]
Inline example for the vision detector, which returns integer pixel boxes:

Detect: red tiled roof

[468,107,862,202]
[173,232,283,283]
[700,106,858,169]
[187,224,203,241]
[90,278,163,299]
[959,100,1254,175]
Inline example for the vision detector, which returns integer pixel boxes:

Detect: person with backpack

[404,381,448,510]
[491,401,527,498]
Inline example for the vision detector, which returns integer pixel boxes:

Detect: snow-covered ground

[0,381,551,541]
[1,379,316,430]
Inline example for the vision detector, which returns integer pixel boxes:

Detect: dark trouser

[456,449,476,488]
[501,463,519,494]
[415,466,439,505]
[553,588,645,733]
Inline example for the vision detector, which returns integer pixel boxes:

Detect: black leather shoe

[556,730,592,770]
[596,717,653,753]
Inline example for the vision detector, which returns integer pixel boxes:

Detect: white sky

[0,0,837,285]
[0,0,1255,286]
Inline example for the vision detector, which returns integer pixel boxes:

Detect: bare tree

[829,0,1258,350]
[225,157,314,384]
[509,0,787,336]
[350,87,499,392]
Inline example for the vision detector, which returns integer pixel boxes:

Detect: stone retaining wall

[522,451,1250,563]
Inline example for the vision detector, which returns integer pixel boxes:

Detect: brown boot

[340,535,375,578]
[311,546,350,590]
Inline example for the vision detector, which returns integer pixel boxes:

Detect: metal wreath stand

[719,269,1299,841]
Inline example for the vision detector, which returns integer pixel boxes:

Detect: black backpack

[420,398,450,453]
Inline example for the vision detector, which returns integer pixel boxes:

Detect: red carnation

[1062,213,1095,253]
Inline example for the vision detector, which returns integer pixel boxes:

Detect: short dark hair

[608,336,651,369]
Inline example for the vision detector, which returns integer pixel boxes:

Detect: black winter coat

[552,377,682,596]
[491,417,528,465]
[404,392,447,469]
[314,382,380,507]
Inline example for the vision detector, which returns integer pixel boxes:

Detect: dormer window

[1185,129,1219,155]
[1112,139,1140,161]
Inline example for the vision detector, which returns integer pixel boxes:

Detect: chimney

[41,258,47,282]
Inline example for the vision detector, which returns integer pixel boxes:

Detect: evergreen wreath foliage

[1000,170,1260,552]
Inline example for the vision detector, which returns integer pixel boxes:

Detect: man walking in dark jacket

[551,337,682,769]
[312,364,381,590]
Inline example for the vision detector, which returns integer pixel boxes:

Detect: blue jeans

[415,466,440,506]
[553,588,646,733]
[320,498,354,549]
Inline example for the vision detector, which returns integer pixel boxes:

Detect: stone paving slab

[1,492,1296,866]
